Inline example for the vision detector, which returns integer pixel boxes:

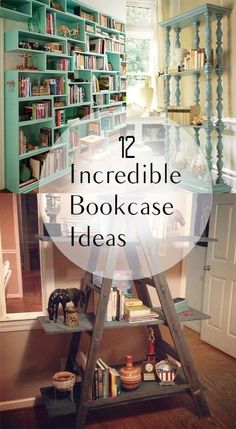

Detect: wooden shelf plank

[85,367,199,409]
[38,305,210,336]
[40,384,80,417]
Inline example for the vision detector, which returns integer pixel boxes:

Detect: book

[96,360,105,399]
[109,367,120,397]
[97,359,110,399]
[124,304,151,317]
[124,312,159,323]
[124,298,143,307]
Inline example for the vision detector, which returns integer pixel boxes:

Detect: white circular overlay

[39,113,212,280]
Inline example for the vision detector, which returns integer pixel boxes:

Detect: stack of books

[124,299,159,323]
[77,352,121,400]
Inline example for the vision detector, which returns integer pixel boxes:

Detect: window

[126,1,157,99]
[0,194,43,320]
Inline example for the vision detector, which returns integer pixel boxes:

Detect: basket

[52,371,76,391]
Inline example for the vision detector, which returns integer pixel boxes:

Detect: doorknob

[203,265,211,271]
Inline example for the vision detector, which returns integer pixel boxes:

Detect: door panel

[208,276,225,330]
[201,193,236,358]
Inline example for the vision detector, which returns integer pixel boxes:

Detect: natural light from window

[126,1,157,104]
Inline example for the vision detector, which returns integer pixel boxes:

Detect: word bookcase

[39,237,212,429]
[3,0,126,193]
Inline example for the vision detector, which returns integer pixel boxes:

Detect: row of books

[77,9,96,22]
[93,287,126,322]
[47,58,69,71]
[167,105,200,125]
[99,15,125,32]
[69,85,86,104]
[77,352,121,400]
[74,53,108,70]
[19,77,66,98]
[183,48,213,71]
[105,39,125,53]
[87,38,125,54]
[29,148,66,180]
[95,27,125,43]
[99,14,113,28]
[113,21,125,32]
[93,94,107,106]
[23,101,51,121]
[46,12,56,35]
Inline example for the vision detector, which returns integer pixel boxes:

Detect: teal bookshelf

[4,0,126,192]
[160,3,231,193]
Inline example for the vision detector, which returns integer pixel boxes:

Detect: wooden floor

[1,328,236,429]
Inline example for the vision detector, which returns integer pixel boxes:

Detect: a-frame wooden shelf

[39,268,211,428]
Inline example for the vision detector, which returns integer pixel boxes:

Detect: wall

[0,18,4,190]
[84,0,126,21]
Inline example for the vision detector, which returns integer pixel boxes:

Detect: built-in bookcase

[4,0,126,192]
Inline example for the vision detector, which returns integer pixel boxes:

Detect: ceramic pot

[155,360,178,383]
[120,355,141,390]
[174,48,185,67]
[52,371,76,391]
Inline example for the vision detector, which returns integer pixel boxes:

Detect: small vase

[120,355,141,390]
[20,162,31,183]
[65,305,79,327]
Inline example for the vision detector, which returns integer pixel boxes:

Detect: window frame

[0,195,55,330]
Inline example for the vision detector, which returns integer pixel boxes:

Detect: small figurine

[47,287,88,323]
[192,115,204,126]
[142,327,157,381]
[58,25,70,38]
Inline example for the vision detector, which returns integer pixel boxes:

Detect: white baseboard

[0,396,42,412]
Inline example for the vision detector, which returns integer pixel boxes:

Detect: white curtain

[156,0,165,110]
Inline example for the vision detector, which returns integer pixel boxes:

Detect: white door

[201,193,236,358]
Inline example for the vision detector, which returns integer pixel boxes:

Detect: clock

[142,360,156,381]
